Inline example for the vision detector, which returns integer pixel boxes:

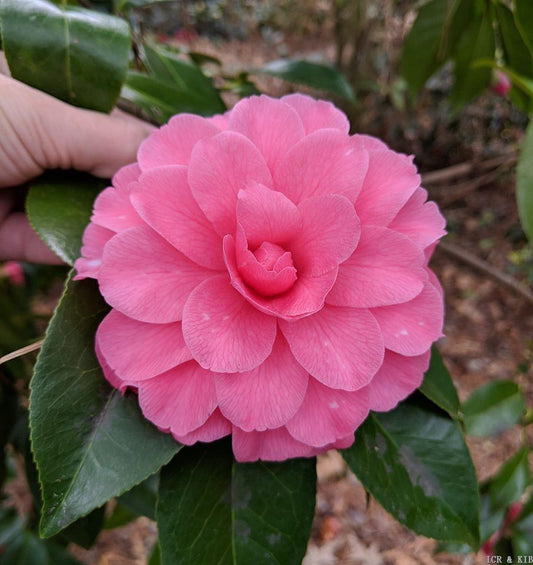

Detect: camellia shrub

[0,0,531,562]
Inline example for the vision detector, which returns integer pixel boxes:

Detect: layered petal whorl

[76,94,445,462]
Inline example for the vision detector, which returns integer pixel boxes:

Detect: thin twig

[438,240,533,305]
[421,151,519,186]
[435,168,507,206]
[0,340,44,367]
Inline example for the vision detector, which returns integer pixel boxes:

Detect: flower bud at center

[238,241,297,297]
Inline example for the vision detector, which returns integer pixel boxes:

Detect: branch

[438,240,533,305]
[421,150,519,186]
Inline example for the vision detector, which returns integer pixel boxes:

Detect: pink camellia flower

[75,94,446,462]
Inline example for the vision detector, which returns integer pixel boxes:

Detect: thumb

[0,76,153,186]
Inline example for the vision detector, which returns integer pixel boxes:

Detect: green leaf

[120,44,226,124]
[478,487,505,544]
[342,396,479,547]
[148,542,162,565]
[462,380,526,436]
[30,275,181,538]
[1,531,82,565]
[517,119,533,242]
[450,7,495,108]
[515,0,533,56]
[495,3,533,111]
[496,4,533,77]
[157,440,317,565]
[116,473,158,520]
[400,0,470,95]
[0,0,131,112]
[512,495,533,554]
[419,347,461,418]
[254,59,355,101]
[489,447,530,509]
[26,172,106,266]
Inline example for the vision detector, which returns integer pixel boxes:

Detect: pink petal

[280,305,384,391]
[232,426,315,462]
[282,93,350,134]
[112,163,141,194]
[367,349,430,411]
[96,309,192,382]
[273,129,368,204]
[188,131,273,236]
[286,377,369,447]
[95,341,132,393]
[326,226,426,308]
[236,183,301,248]
[99,226,212,323]
[214,335,308,431]
[74,223,114,280]
[355,149,420,226]
[388,188,446,250]
[291,194,360,276]
[91,186,143,233]
[138,114,220,170]
[182,275,277,372]
[307,434,355,455]
[174,408,231,445]
[351,133,387,151]
[138,361,217,436]
[224,234,338,319]
[207,113,230,130]
[131,166,225,270]
[228,95,305,171]
[372,282,444,356]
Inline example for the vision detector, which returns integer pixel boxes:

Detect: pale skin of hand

[0,73,153,263]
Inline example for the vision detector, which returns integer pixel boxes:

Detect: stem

[0,340,44,367]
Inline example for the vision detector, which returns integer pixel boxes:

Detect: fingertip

[0,213,64,264]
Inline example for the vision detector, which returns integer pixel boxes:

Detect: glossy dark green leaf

[517,120,533,242]
[400,0,470,95]
[26,172,106,266]
[157,441,317,565]
[450,7,495,108]
[120,44,226,124]
[419,347,460,418]
[254,59,355,101]
[342,396,479,547]
[30,276,181,538]
[489,447,530,509]
[143,45,224,111]
[462,380,526,436]
[0,0,130,112]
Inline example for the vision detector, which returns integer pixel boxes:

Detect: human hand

[0,74,153,263]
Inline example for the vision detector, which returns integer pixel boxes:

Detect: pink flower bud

[491,70,511,97]
[2,261,24,286]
